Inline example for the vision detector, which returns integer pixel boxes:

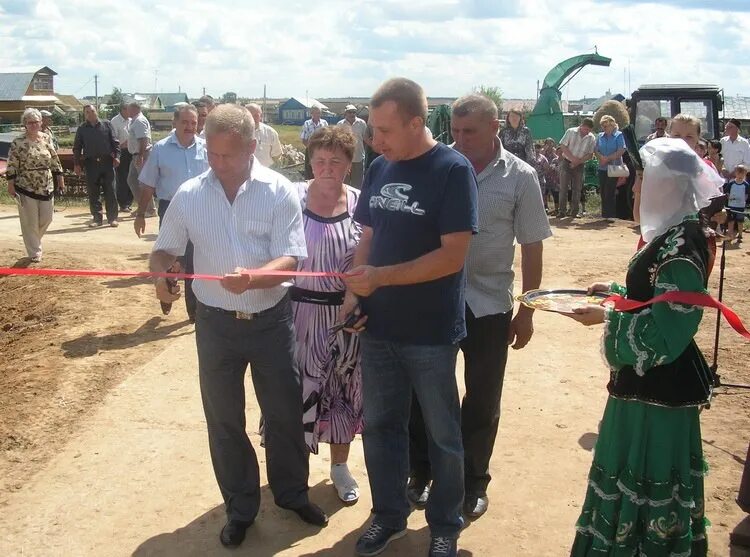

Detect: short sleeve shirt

[464,146,552,317]
[137,134,208,201]
[353,143,478,345]
[128,113,152,154]
[595,130,625,169]
[560,127,596,160]
[337,117,368,163]
[153,164,307,313]
[300,119,328,142]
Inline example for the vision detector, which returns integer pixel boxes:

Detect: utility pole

[263,84,267,115]
[154,69,158,93]
[94,74,99,110]
[203,86,206,96]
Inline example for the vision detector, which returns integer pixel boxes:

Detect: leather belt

[200,302,277,321]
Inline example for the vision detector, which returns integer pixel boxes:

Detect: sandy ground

[0,205,748,557]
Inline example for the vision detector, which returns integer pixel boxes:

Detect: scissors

[329,305,363,333]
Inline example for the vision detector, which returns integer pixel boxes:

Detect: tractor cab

[629,84,723,144]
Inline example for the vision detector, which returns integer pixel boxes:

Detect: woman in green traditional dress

[567,138,725,556]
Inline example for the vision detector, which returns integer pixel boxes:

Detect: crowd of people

[5,78,749,557]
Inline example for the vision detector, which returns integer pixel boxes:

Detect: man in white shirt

[558,118,596,217]
[300,105,328,179]
[150,104,327,548]
[126,102,155,216]
[110,103,133,211]
[337,104,368,188]
[246,103,282,167]
[720,118,750,180]
[646,116,670,142]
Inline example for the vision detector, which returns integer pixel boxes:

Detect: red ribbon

[605,292,750,339]
[0,267,351,281]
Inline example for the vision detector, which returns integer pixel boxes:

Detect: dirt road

[0,206,748,556]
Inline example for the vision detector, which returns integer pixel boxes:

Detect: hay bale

[593,100,630,132]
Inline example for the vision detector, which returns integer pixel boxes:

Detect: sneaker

[428,536,458,557]
[88,220,103,228]
[407,477,431,509]
[355,523,407,556]
[30,255,42,263]
[331,463,359,503]
[108,220,119,228]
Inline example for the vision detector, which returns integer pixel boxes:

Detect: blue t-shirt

[596,130,625,170]
[353,143,478,345]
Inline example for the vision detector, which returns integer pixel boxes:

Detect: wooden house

[278,97,330,125]
[0,66,59,124]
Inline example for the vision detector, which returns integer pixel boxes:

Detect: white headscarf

[639,138,724,243]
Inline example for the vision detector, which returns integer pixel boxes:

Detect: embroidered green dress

[571,215,712,557]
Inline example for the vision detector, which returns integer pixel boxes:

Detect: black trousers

[304,147,314,180]
[115,151,133,209]
[84,159,118,223]
[195,295,309,521]
[409,307,512,496]
[598,170,618,218]
[158,199,197,319]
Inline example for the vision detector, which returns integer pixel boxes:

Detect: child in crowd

[542,138,560,214]
[532,142,549,198]
[725,164,750,242]
[708,140,724,177]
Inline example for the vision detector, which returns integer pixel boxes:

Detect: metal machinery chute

[526,53,612,142]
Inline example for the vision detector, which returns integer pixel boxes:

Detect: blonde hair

[599,114,619,131]
[671,113,702,135]
[205,104,255,144]
[21,108,42,125]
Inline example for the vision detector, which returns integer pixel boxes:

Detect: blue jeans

[360,335,464,538]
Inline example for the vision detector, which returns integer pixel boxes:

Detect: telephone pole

[94,74,99,110]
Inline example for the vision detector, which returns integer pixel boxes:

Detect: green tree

[107,87,124,119]
[222,91,237,104]
[473,85,504,112]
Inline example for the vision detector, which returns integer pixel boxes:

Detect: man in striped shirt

[410,94,552,520]
[150,104,327,549]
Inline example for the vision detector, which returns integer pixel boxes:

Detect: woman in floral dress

[5,108,64,262]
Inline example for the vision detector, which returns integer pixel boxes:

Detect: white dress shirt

[153,162,307,313]
[721,135,750,173]
[110,113,130,151]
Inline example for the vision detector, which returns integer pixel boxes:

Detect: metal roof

[0,72,34,101]
[724,96,750,120]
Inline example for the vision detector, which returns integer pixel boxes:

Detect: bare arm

[149,249,180,303]
[508,241,543,349]
[220,255,298,294]
[344,230,472,296]
[378,231,471,286]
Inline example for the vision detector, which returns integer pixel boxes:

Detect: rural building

[278,97,331,125]
[0,66,60,124]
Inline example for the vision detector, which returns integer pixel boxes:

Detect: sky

[1,0,749,102]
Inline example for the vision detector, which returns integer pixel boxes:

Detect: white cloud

[0,0,747,101]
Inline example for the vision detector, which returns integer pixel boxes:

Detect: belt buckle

[235,311,254,320]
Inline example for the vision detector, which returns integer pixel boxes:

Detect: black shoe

[291,502,328,526]
[429,536,458,557]
[219,519,253,548]
[355,522,407,556]
[463,494,488,519]
[407,477,431,509]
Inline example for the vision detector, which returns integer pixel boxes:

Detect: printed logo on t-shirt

[369,183,425,215]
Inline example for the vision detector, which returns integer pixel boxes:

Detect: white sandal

[331,463,359,503]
